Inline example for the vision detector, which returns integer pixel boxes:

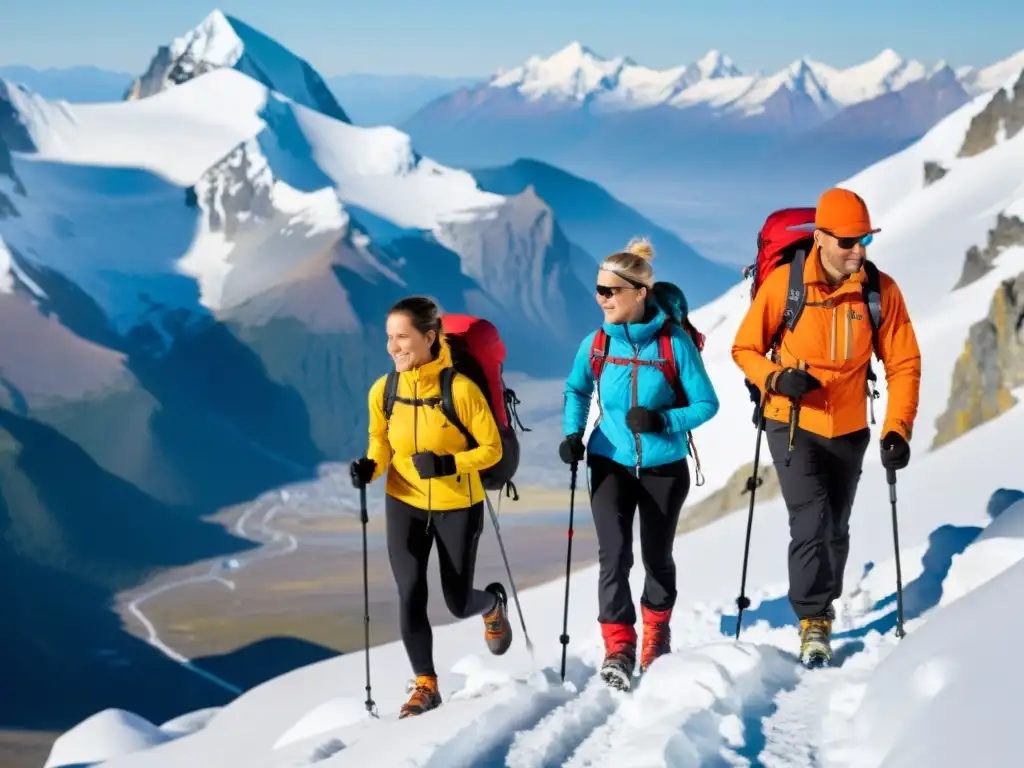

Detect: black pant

[587,453,691,626]
[385,495,497,676]
[765,419,870,620]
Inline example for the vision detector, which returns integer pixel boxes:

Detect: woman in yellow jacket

[349,296,513,719]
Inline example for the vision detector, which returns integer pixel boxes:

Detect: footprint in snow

[307,738,345,763]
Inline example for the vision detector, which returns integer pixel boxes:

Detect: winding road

[125,492,304,696]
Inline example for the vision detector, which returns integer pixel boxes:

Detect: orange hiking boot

[482,582,513,655]
[599,622,637,691]
[399,674,442,719]
[799,616,833,668]
[640,605,672,672]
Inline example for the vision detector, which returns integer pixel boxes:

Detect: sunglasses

[596,284,633,298]
[822,230,874,250]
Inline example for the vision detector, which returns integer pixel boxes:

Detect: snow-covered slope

[45,56,1024,768]
[47,347,1024,768]
[126,9,349,123]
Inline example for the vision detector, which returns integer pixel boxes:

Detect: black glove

[626,406,664,434]
[559,433,585,464]
[880,431,910,471]
[411,451,457,479]
[770,367,822,399]
[349,457,375,488]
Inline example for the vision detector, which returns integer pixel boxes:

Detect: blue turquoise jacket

[563,304,720,469]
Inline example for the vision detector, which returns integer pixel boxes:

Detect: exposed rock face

[924,160,948,185]
[954,213,1024,289]
[0,80,32,217]
[433,185,598,358]
[193,140,276,239]
[958,69,1024,158]
[678,459,780,533]
[933,269,1024,449]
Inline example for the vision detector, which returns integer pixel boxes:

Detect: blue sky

[4,0,1024,77]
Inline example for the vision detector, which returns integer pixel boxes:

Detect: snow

[42,40,1024,768]
[44,709,172,768]
[485,42,995,117]
[54,398,1024,767]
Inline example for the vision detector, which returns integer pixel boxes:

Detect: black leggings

[587,453,692,626]
[385,495,497,676]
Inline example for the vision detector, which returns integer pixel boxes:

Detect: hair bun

[625,237,654,261]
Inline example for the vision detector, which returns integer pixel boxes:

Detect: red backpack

[742,207,883,421]
[383,314,528,498]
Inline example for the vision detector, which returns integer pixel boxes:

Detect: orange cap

[815,187,880,238]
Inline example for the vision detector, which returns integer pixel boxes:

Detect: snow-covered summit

[491,41,633,102]
[126,9,350,123]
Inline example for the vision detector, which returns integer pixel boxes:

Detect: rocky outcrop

[958,69,1024,157]
[433,185,597,361]
[192,140,275,239]
[678,460,780,533]
[0,81,31,217]
[933,269,1024,448]
[924,160,948,185]
[954,212,1024,289]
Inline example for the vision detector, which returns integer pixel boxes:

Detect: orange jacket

[731,245,921,442]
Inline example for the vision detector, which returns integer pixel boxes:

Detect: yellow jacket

[365,335,503,511]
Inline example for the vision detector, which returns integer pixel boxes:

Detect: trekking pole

[358,484,379,718]
[559,460,578,681]
[735,397,766,639]
[887,467,907,639]
[484,492,534,653]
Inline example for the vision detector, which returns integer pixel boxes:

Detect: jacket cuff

[883,418,913,443]
[439,453,457,476]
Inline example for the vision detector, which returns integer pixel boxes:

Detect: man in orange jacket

[732,187,921,665]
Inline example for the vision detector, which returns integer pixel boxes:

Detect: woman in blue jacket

[559,237,719,690]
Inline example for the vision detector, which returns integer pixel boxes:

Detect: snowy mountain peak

[694,49,742,79]
[125,11,351,123]
[491,41,629,101]
[869,47,905,70]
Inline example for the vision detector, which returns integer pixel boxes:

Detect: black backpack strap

[862,259,883,424]
[768,247,808,354]
[863,259,882,359]
[383,371,399,420]
[440,367,477,449]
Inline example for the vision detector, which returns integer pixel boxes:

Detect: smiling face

[596,269,646,324]
[386,311,436,372]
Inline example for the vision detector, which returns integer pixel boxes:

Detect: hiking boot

[599,622,637,691]
[799,615,833,667]
[482,583,513,655]
[640,605,672,672]
[399,674,442,718]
